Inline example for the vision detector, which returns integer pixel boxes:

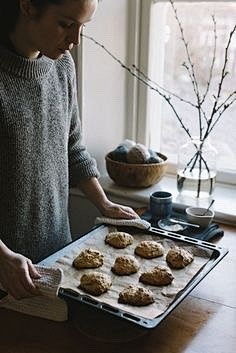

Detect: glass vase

[177,137,218,198]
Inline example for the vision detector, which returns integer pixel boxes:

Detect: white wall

[69,1,134,236]
[81,0,130,175]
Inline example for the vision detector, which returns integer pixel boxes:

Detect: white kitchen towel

[95,216,151,230]
[0,266,68,322]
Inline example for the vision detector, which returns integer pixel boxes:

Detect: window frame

[133,0,236,185]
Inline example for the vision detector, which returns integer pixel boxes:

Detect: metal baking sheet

[39,224,228,329]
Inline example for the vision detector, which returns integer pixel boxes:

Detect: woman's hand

[0,250,41,300]
[99,200,139,219]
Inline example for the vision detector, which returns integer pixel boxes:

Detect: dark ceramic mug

[150,191,172,221]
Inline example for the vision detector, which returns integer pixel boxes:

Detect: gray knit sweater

[0,45,99,262]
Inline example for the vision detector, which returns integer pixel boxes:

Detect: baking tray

[39,224,228,329]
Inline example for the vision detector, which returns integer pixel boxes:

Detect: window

[139,1,236,184]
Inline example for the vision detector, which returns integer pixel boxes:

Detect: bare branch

[208,95,236,135]
[132,64,197,108]
[169,0,203,138]
[169,1,201,99]
[204,24,236,139]
[200,15,217,104]
[215,91,236,113]
[81,33,192,139]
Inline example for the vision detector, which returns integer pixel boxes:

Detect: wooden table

[0,224,235,353]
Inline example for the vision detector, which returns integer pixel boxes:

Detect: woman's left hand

[100,200,139,219]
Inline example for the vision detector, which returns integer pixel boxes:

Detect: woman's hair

[0,0,64,39]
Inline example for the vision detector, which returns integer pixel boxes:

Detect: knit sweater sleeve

[67,56,100,187]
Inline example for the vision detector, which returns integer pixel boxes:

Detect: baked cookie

[118,285,154,306]
[79,272,112,296]
[135,240,164,259]
[111,255,140,275]
[139,266,174,286]
[73,248,104,269]
[105,232,134,249]
[166,247,194,269]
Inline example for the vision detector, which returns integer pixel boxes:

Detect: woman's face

[25,0,98,59]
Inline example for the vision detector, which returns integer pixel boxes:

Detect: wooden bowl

[105,152,168,188]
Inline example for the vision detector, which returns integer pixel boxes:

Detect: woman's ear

[19,0,37,18]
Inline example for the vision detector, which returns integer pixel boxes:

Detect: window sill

[71,174,236,226]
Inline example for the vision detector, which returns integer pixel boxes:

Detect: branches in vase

[168,0,236,196]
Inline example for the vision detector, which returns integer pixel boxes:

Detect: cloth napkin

[141,209,224,241]
[95,216,151,230]
[0,266,68,322]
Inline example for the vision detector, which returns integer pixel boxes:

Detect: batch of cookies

[72,231,194,307]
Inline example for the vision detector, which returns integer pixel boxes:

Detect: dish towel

[0,266,68,322]
[141,210,224,241]
[95,216,151,230]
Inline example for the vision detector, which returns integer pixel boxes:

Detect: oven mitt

[95,216,151,230]
[0,266,68,322]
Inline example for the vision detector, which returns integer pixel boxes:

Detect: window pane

[153,2,236,175]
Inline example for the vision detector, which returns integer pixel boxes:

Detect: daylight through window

[148,1,236,183]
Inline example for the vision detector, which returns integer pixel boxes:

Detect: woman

[0,0,137,299]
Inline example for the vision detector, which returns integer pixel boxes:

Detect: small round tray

[158,218,187,232]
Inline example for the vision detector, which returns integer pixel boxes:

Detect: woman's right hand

[0,250,41,300]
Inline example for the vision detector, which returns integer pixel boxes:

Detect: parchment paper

[54,226,213,320]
